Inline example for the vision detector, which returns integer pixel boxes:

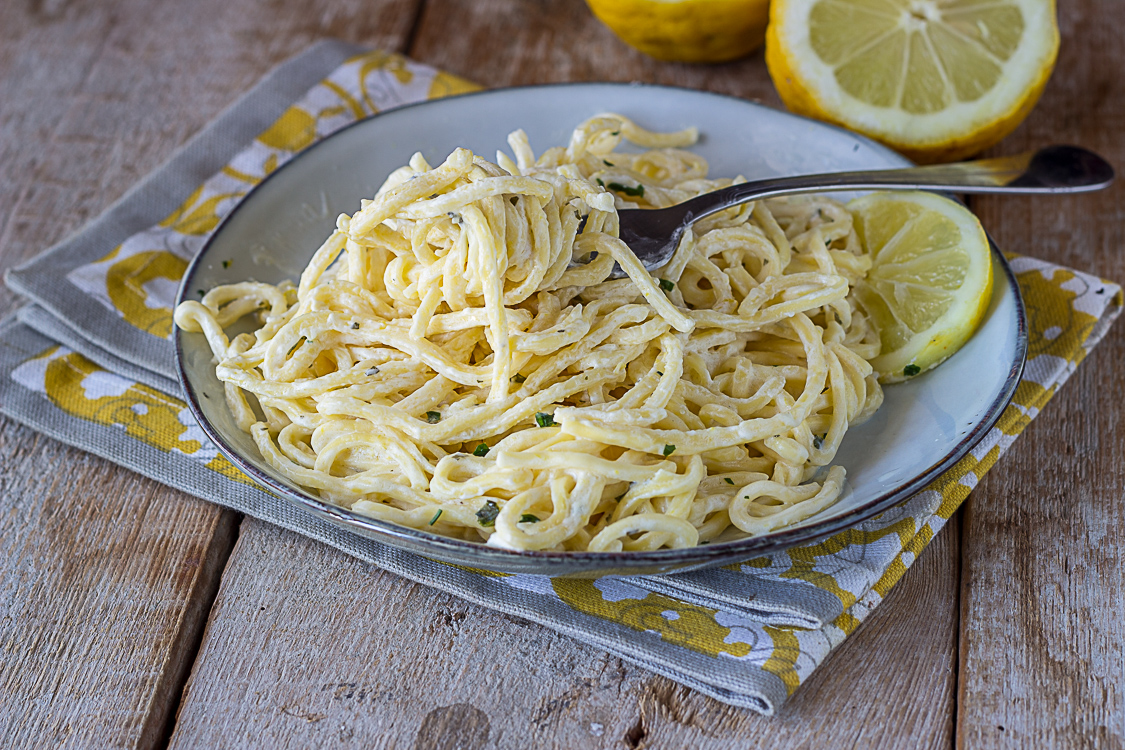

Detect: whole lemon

[586,0,772,64]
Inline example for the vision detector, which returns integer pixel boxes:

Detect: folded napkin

[2,40,1120,715]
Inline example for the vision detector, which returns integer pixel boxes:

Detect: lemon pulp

[848,191,994,381]
[767,0,1059,162]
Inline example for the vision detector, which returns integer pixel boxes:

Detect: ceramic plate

[175,84,1027,576]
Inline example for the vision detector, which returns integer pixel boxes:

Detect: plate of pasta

[174,83,1026,576]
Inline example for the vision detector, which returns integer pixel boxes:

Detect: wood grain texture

[957,1,1125,747]
[0,420,237,749]
[0,0,420,747]
[169,516,958,749]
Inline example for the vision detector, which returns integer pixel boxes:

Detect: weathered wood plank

[957,1,1125,746]
[0,0,420,747]
[169,516,959,749]
[0,421,238,749]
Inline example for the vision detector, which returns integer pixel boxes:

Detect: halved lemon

[585,0,771,64]
[766,0,1059,163]
[848,191,993,382]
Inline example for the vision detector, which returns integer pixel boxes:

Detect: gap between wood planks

[152,513,243,750]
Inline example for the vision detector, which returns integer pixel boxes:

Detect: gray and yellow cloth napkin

[1,40,1120,715]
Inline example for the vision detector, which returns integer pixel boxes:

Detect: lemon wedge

[766,0,1059,163]
[848,191,993,382]
[585,0,771,63]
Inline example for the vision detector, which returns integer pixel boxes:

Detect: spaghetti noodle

[175,114,884,552]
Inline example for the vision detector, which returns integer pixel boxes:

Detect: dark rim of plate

[174,82,1029,569]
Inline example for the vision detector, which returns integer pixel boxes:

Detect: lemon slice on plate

[585,0,771,63]
[849,191,993,382]
[766,0,1059,162]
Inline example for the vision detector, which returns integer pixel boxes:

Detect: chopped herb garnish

[904,364,921,377]
[596,178,605,187]
[535,412,556,428]
[607,181,644,198]
[365,367,380,376]
[603,159,614,167]
[221,259,231,268]
[196,289,206,298]
[286,337,306,357]
[611,130,620,136]
[662,444,676,456]
[473,443,490,457]
[429,509,443,526]
[511,373,526,383]
[724,477,735,485]
[658,278,675,292]
[656,371,663,377]
[351,321,360,329]
[476,500,500,527]
[519,514,540,524]
[426,411,441,424]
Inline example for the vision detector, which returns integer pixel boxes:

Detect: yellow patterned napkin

[2,40,1120,715]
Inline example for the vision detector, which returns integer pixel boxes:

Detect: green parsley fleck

[221,259,231,268]
[724,477,735,485]
[904,364,921,377]
[662,444,676,456]
[658,278,675,292]
[519,514,540,524]
[286,337,306,357]
[535,412,556,428]
[429,509,443,526]
[607,181,644,198]
[426,411,441,424]
[196,289,206,298]
[472,443,490,457]
[596,178,605,187]
[476,500,500,527]
[603,159,614,167]
[511,373,527,383]
[611,130,620,136]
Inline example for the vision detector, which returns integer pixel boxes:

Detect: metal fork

[599,145,1114,277]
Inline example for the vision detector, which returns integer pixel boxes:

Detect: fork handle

[670,145,1115,226]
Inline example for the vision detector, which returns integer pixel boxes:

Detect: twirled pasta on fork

[175,114,884,552]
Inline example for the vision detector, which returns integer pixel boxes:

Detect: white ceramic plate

[175,84,1026,576]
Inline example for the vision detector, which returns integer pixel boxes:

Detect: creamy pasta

[174,114,884,552]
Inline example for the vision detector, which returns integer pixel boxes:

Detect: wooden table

[1,1,1121,747]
